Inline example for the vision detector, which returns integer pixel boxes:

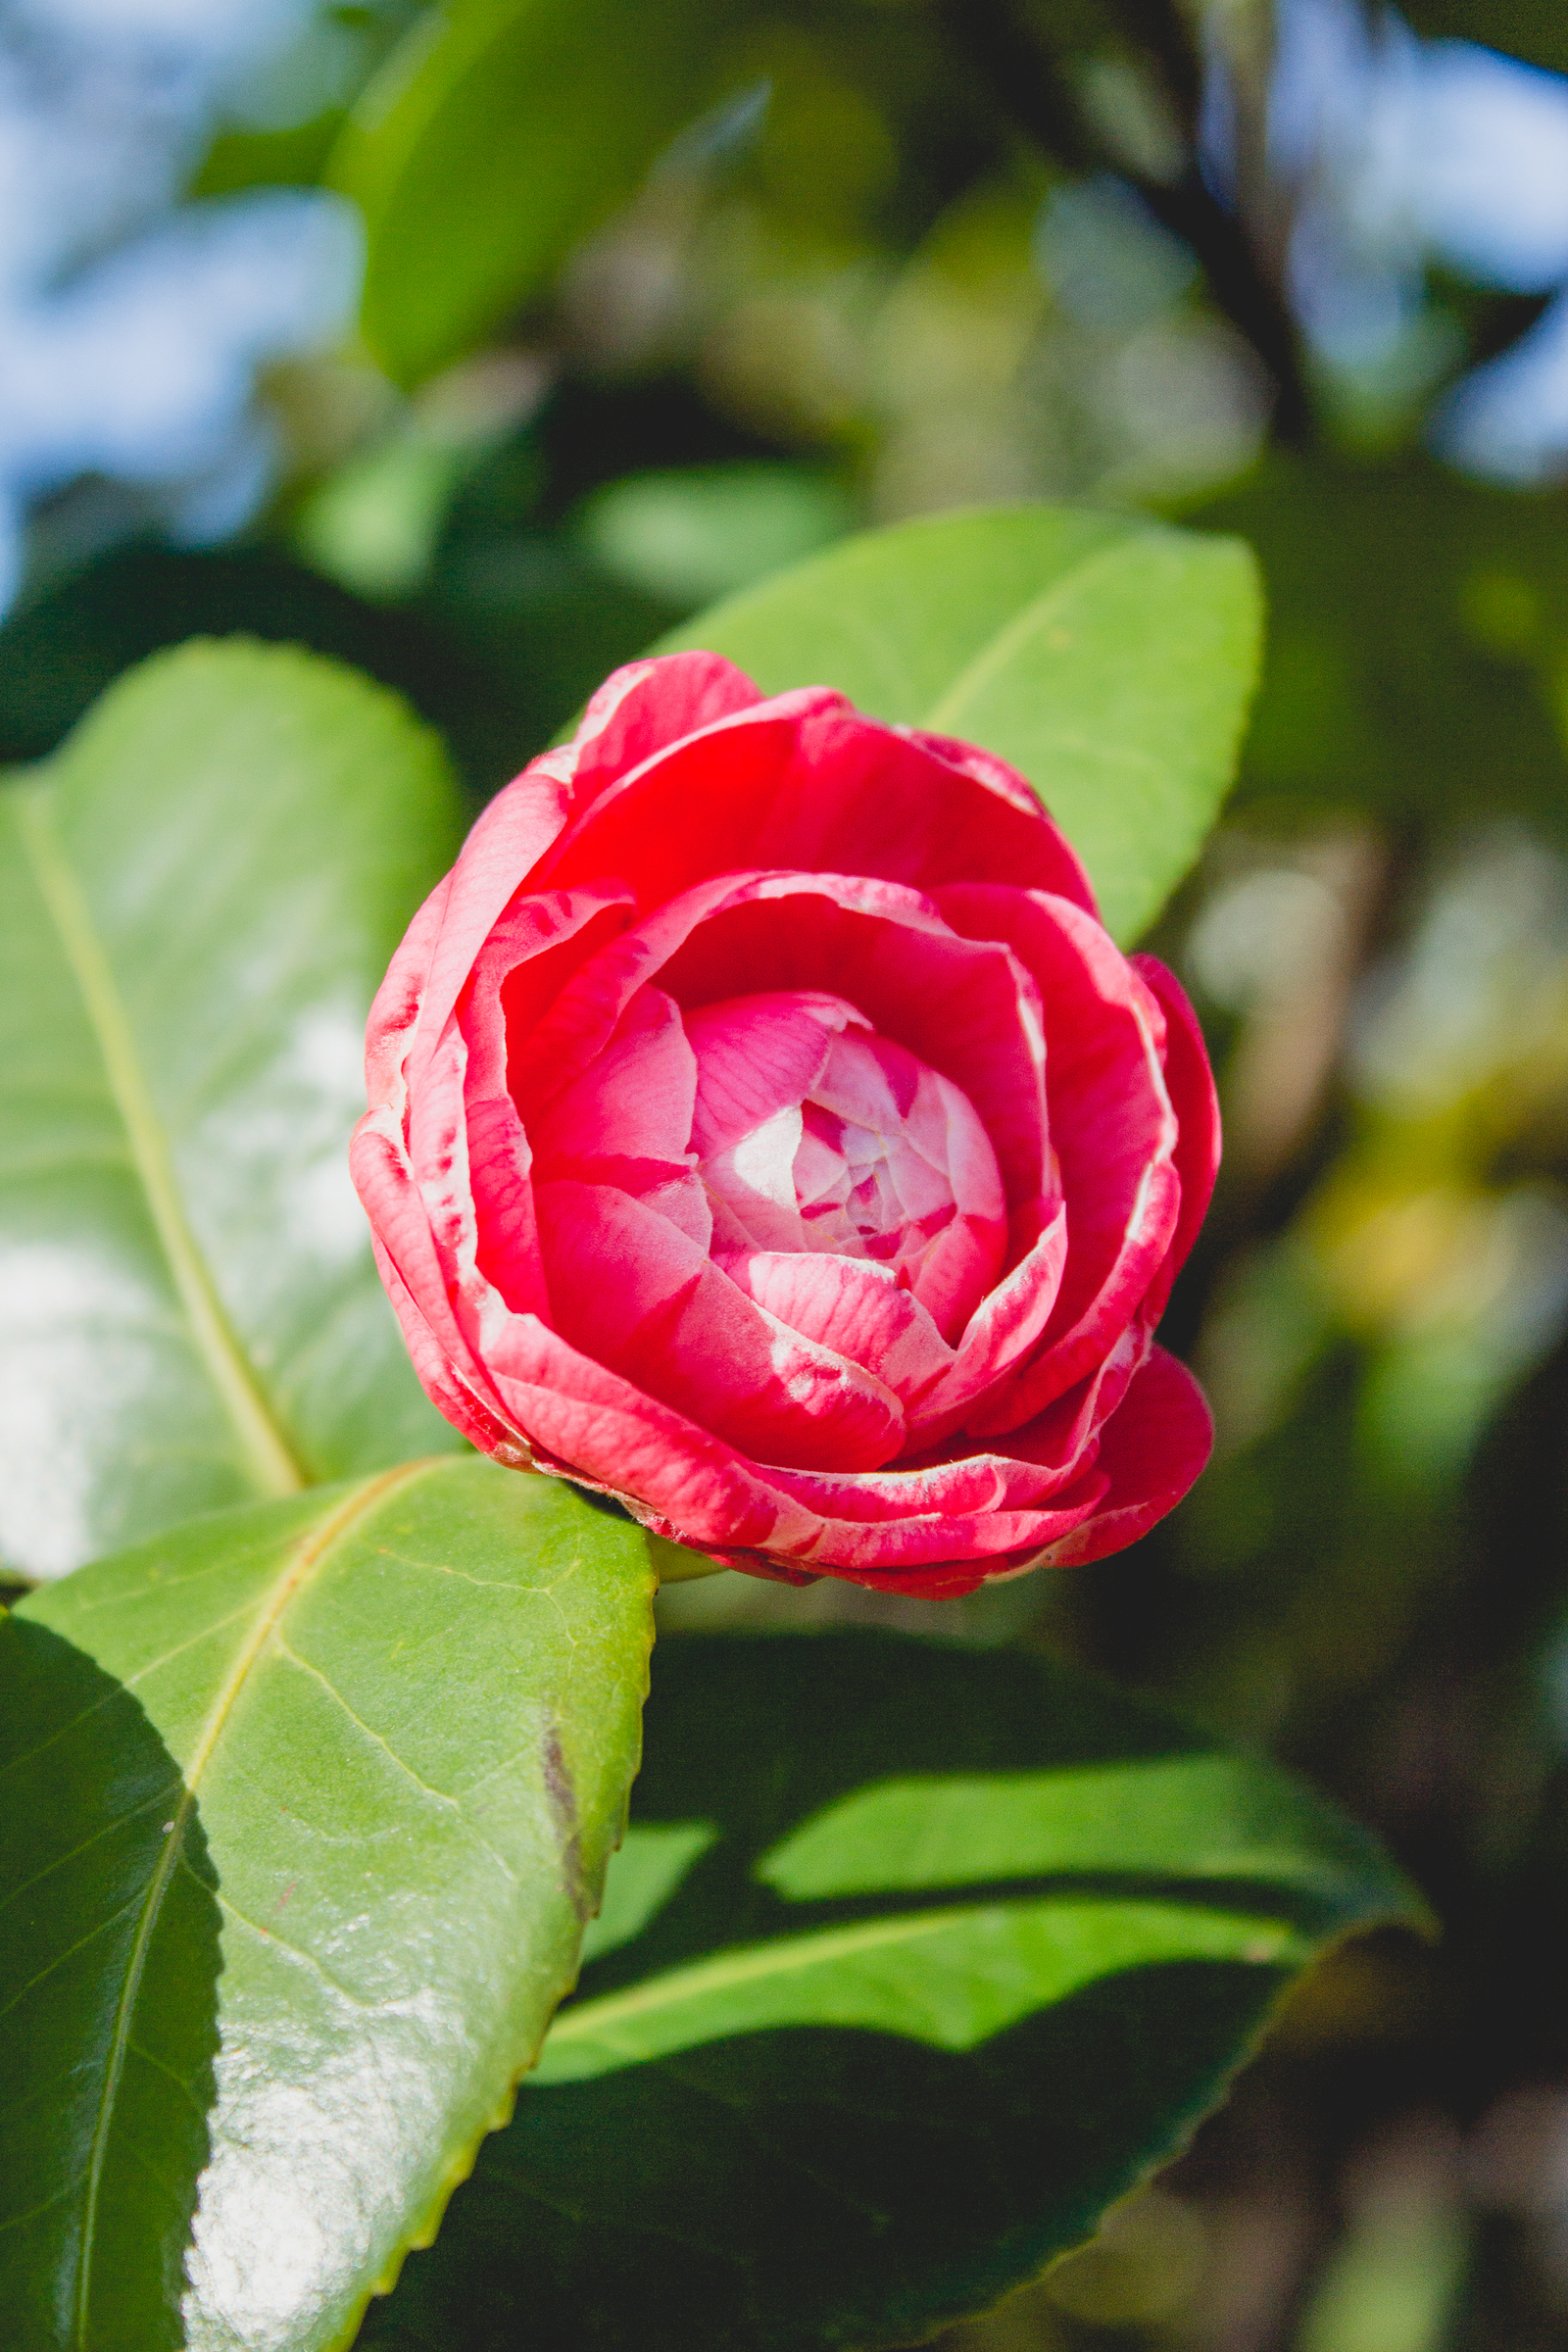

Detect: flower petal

[529,985,698,1170]
[901,729,1099,914]
[533,1179,906,1472]
[1132,953,1222,1326]
[936,886,1182,1429]
[723,1250,955,1409]
[540,691,1100,911]
[684,991,854,1159]
[1033,1347,1212,1567]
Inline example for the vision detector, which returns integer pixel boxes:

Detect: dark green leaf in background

[658,504,1263,946]
[328,0,735,386]
[0,1459,657,2352]
[1191,451,1568,830]
[361,1633,1422,2352]
[0,640,465,1584]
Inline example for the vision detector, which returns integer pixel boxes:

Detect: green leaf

[0,1458,656,2352]
[0,639,466,1583]
[656,504,1262,945]
[327,0,732,386]
[360,1633,1422,2352]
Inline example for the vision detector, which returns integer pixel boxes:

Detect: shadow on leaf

[0,1616,221,2352]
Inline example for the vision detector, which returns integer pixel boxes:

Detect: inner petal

[691,994,1007,1343]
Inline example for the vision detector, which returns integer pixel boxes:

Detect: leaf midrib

[12,785,305,1498]
[72,1459,438,2346]
[920,533,1134,737]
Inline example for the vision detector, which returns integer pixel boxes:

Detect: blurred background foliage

[9,0,1568,2344]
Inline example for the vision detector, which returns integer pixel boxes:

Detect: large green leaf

[327,0,732,386]
[359,1633,1422,2352]
[657,504,1262,945]
[0,640,465,1584]
[0,1458,656,2352]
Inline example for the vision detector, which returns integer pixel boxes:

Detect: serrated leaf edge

[320,1535,660,2351]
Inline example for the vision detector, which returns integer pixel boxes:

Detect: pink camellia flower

[351,652,1219,1595]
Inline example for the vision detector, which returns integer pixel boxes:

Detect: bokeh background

[9,1,1568,2344]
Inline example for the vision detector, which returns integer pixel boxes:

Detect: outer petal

[367,1229,526,1464]
[371,650,758,1114]
[350,1106,518,1446]
[538,691,1102,913]
[399,754,579,1107]
[1033,1347,1213,1567]
[564,650,762,807]
[1131,954,1222,1327]
[936,886,1182,1430]
[466,1305,823,1555]
[900,729,1098,915]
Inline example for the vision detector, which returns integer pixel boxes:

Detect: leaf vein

[9,785,305,1499]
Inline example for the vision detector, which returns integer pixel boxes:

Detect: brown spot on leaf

[544,1724,588,1922]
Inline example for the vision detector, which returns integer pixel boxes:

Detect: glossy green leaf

[327,0,731,386]
[361,1633,1422,2352]
[0,1458,657,2352]
[657,504,1262,945]
[0,640,465,1583]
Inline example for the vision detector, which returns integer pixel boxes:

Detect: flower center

[685,991,1006,1339]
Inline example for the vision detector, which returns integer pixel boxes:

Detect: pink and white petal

[906,1199,1069,1440]
[457,883,637,1100]
[350,1106,514,1439]
[1033,1347,1213,1568]
[962,1157,1181,1440]
[906,1207,1011,1345]
[561,1162,713,1251]
[900,729,1100,914]
[704,1102,809,1253]
[542,691,1101,908]
[407,1013,488,1289]
[505,869,750,1111]
[809,1027,907,1132]
[564,651,762,810]
[401,751,585,1103]
[534,1179,906,1472]
[659,874,1051,1213]
[685,991,852,1158]
[790,1485,1108,1576]
[1132,953,1222,1322]
[528,985,699,1170]
[466,1302,826,1557]
[723,1250,955,1409]
[937,884,1182,1413]
[365,868,454,1107]
[368,1229,528,1463]
[464,1093,551,1318]
[757,1431,1094,1523]
[539,690,855,906]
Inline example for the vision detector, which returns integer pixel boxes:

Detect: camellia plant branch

[0,504,1425,2352]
